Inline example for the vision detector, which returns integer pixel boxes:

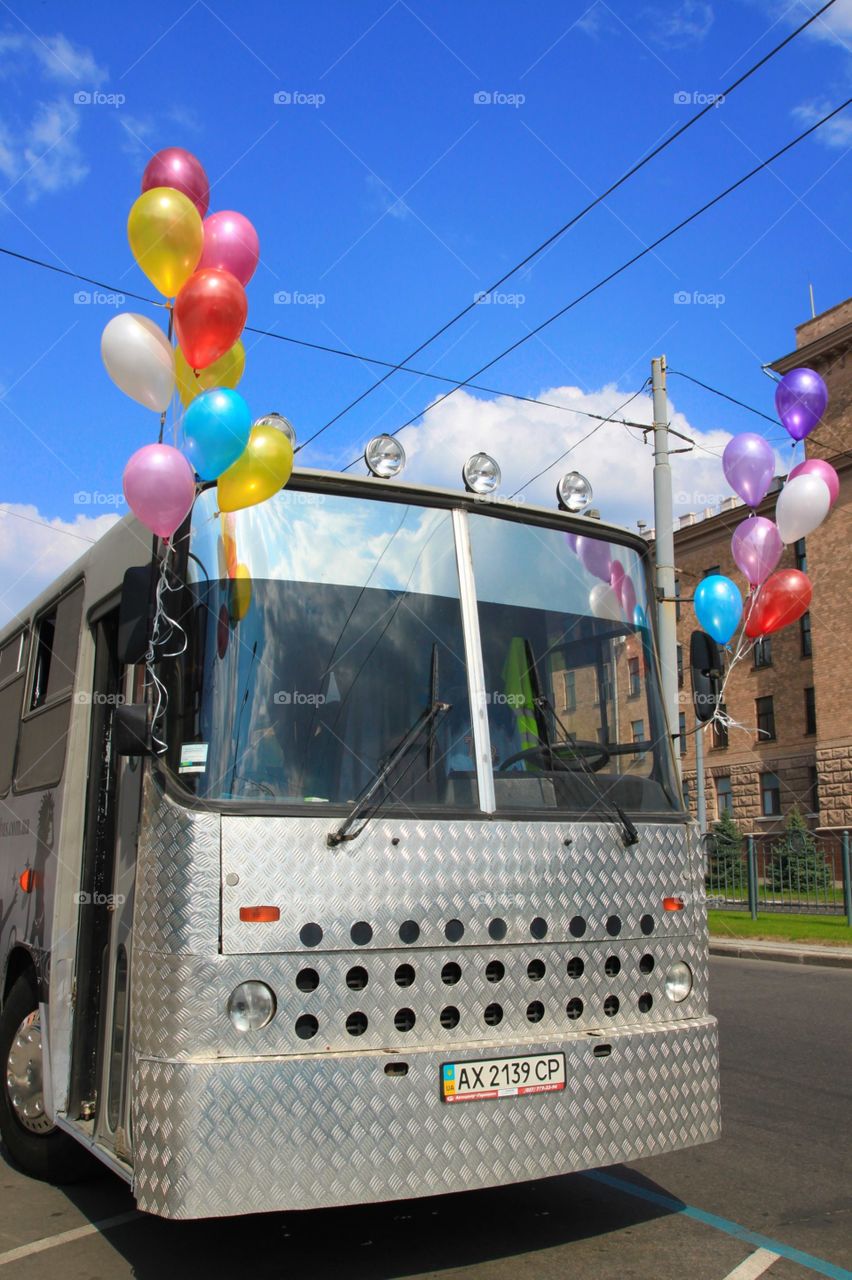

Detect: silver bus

[0,468,720,1218]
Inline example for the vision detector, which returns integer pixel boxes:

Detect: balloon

[181,388,252,480]
[176,339,245,406]
[100,313,175,412]
[576,535,611,582]
[722,433,775,507]
[141,147,209,218]
[775,367,828,442]
[788,457,839,506]
[564,532,578,554]
[694,574,742,645]
[174,268,248,371]
[198,211,260,287]
[589,582,622,622]
[123,443,196,539]
[610,560,625,594]
[619,574,637,623]
[745,569,812,638]
[127,187,203,297]
[775,473,830,544]
[220,512,238,578]
[228,564,252,623]
[633,605,647,630]
[217,424,294,512]
[730,515,783,587]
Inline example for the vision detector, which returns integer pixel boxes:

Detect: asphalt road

[0,957,850,1280]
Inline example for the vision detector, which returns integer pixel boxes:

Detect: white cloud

[792,98,852,148]
[21,98,88,197]
[31,33,107,86]
[648,1,714,45]
[0,506,118,628]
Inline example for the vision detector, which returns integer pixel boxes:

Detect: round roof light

[254,413,296,448]
[364,434,406,478]
[463,452,501,495]
[556,470,593,513]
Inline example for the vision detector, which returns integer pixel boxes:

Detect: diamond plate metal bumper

[132,1015,719,1219]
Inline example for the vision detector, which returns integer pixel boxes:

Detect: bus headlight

[664,962,692,1002]
[227,981,276,1032]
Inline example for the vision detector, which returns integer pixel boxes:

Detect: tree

[767,806,831,896]
[705,808,746,895]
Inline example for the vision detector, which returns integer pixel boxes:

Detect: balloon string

[144,541,188,754]
[704,587,763,740]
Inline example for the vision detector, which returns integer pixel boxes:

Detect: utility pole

[651,355,681,779]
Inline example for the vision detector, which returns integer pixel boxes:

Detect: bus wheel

[0,975,95,1183]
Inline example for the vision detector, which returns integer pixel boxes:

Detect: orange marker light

[19,869,36,894]
[239,905,280,923]
[663,896,685,911]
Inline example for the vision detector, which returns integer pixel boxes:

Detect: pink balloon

[123,443,196,539]
[197,210,260,287]
[788,457,839,506]
[730,515,783,587]
[610,559,625,593]
[619,574,637,622]
[141,147,209,218]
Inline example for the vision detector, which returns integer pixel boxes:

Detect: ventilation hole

[399,920,420,944]
[569,916,586,938]
[527,959,546,981]
[441,961,462,985]
[606,915,622,937]
[566,997,583,1020]
[566,957,584,978]
[604,956,621,977]
[640,914,655,936]
[638,992,653,1013]
[394,964,415,988]
[346,1011,368,1036]
[296,968,319,992]
[440,1006,460,1029]
[394,1007,416,1032]
[485,960,505,983]
[530,916,548,940]
[484,1003,503,1026]
[526,1001,545,1023]
[603,995,620,1017]
[488,917,507,941]
[295,1014,318,1040]
[351,920,373,946]
[639,954,655,975]
[445,919,464,942]
[346,966,368,991]
[593,1043,612,1058]
[299,922,323,948]
[384,1062,409,1076]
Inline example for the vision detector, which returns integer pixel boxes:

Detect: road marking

[0,1211,140,1267]
[583,1171,852,1280]
[722,1248,781,1280]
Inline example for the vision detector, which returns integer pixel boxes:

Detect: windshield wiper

[327,701,451,847]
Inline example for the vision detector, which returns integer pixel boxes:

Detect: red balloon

[745,569,812,638]
[174,268,248,371]
[141,147,209,218]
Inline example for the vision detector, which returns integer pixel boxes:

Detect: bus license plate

[441,1052,566,1103]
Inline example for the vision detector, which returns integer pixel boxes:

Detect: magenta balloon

[141,147,209,218]
[576,535,612,582]
[198,210,260,287]
[619,574,637,622]
[722,433,775,507]
[774,367,827,442]
[610,559,625,592]
[123,443,196,539]
[730,515,783,587]
[788,457,839,506]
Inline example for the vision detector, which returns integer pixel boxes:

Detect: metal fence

[704,829,852,924]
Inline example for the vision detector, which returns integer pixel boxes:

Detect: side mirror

[689,630,722,724]
[113,703,153,757]
[117,564,157,666]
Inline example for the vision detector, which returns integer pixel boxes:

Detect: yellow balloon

[176,340,245,407]
[127,187,203,298]
[217,425,294,513]
[228,563,252,623]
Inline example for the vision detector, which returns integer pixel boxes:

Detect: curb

[709,938,852,969]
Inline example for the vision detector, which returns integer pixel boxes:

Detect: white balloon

[101,313,175,413]
[775,473,831,544]
[589,581,623,622]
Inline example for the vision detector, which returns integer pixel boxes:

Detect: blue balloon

[181,388,251,480]
[633,604,647,630]
[694,574,742,645]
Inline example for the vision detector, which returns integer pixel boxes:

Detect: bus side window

[0,628,28,796]
[16,582,84,793]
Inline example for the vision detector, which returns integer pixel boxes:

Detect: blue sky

[0,0,850,619]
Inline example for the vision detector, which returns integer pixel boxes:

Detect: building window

[800,611,812,658]
[753,636,772,668]
[631,718,646,763]
[677,644,684,689]
[561,670,576,713]
[715,775,732,816]
[627,656,640,698]
[804,686,816,736]
[756,695,776,741]
[712,706,729,749]
[678,711,687,757]
[675,578,682,622]
[794,538,807,573]
[808,765,819,815]
[760,771,781,817]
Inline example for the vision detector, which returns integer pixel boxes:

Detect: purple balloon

[619,573,637,623]
[123,443,196,539]
[775,367,828,442]
[730,515,783,587]
[576,535,612,582]
[722,433,775,508]
[788,457,839,506]
[564,531,578,554]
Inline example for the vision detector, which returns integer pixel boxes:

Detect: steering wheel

[498,741,611,773]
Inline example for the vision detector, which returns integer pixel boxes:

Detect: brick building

[675,297,852,837]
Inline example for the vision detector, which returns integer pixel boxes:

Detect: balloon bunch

[571,535,642,627]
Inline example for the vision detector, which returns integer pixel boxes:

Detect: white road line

[721,1248,781,1280]
[0,1211,140,1267]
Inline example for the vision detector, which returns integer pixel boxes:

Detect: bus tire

[0,974,96,1183]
